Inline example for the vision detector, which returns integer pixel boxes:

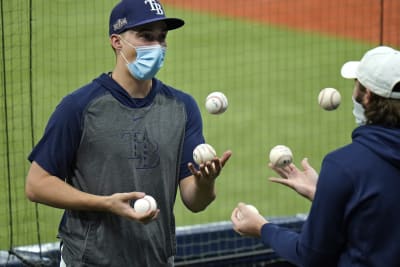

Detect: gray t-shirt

[29,74,205,266]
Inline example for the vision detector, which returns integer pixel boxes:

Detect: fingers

[187,150,232,179]
[187,162,198,176]
[109,192,161,223]
[220,150,233,167]
[231,203,245,235]
[268,162,296,179]
[231,207,240,222]
[200,161,218,177]
[187,160,216,177]
[269,177,295,189]
[231,202,246,220]
[135,209,160,224]
[231,203,266,237]
[120,191,146,201]
[237,202,246,210]
[269,163,288,178]
[269,177,290,185]
[301,158,312,170]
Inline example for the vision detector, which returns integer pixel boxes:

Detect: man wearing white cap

[231,46,400,267]
[25,0,232,266]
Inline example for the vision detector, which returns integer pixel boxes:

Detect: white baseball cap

[340,46,400,99]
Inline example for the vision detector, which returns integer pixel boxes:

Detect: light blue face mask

[352,96,367,126]
[120,39,166,80]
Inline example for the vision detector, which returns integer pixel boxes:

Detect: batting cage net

[1,0,399,266]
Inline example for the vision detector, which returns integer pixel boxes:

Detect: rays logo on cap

[144,0,164,15]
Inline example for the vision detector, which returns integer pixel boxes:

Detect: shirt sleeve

[260,156,353,267]
[28,94,83,179]
[179,94,205,179]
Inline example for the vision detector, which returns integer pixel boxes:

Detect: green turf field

[0,1,371,249]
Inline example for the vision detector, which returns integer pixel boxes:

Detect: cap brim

[341,61,359,79]
[163,18,185,30]
[128,17,184,31]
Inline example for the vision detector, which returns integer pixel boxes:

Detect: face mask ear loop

[119,35,137,49]
[118,36,137,64]
[120,50,130,64]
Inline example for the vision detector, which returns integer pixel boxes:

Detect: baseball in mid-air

[236,204,260,220]
[134,195,157,213]
[205,92,228,114]
[318,87,341,111]
[193,143,217,165]
[269,145,293,168]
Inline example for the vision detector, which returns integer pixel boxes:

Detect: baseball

[134,195,157,213]
[205,92,228,114]
[144,195,157,211]
[269,145,293,168]
[236,204,260,220]
[318,87,341,111]
[193,143,217,165]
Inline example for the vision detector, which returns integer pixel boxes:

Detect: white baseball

[236,204,260,220]
[318,88,341,111]
[205,92,228,114]
[134,195,157,213]
[193,143,217,165]
[144,195,157,211]
[269,145,293,168]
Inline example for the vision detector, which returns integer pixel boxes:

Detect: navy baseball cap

[109,0,185,35]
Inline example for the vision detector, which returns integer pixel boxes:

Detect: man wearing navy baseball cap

[25,0,232,266]
[109,0,184,35]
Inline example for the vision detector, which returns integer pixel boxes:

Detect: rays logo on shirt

[122,130,160,169]
[144,0,164,15]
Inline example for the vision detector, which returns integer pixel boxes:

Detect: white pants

[60,245,66,267]
[60,256,66,267]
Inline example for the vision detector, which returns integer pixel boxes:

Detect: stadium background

[1,0,399,265]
